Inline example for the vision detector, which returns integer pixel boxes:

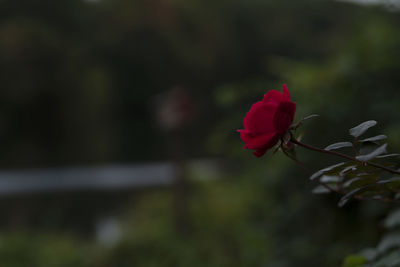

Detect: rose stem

[280,143,341,193]
[280,143,309,173]
[290,138,400,175]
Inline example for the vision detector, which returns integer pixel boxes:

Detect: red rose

[238,84,296,157]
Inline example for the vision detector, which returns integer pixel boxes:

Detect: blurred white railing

[0,159,223,196]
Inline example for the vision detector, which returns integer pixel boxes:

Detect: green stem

[290,138,400,176]
[280,143,308,173]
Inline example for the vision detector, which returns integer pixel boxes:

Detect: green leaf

[379,177,400,192]
[291,114,319,129]
[340,165,357,176]
[312,185,331,194]
[302,114,319,121]
[324,142,353,151]
[377,233,400,254]
[359,143,380,157]
[384,209,400,229]
[356,185,388,200]
[377,177,400,185]
[349,120,377,138]
[368,249,400,267]
[342,254,367,267]
[338,186,367,207]
[343,176,377,189]
[310,162,345,180]
[359,135,387,143]
[377,153,400,159]
[349,162,390,174]
[359,248,378,261]
[320,175,341,183]
[356,144,387,162]
[343,178,362,188]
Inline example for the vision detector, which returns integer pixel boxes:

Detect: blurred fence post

[153,87,196,235]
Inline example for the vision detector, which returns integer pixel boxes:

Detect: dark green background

[0,0,400,266]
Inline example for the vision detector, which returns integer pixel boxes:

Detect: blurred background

[1,0,400,266]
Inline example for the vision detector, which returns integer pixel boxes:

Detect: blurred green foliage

[341,207,400,266]
[0,233,94,267]
[1,0,400,266]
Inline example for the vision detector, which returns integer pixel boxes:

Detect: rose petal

[237,129,254,143]
[253,148,267,157]
[262,90,283,106]
[238,84,296,158]
[244,132,277,149]
[273,101,296,134]
[282,84,290,101]
[243,102,276,134]
[252,134,280,157]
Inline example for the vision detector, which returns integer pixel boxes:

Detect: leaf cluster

[310,120,400,207]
